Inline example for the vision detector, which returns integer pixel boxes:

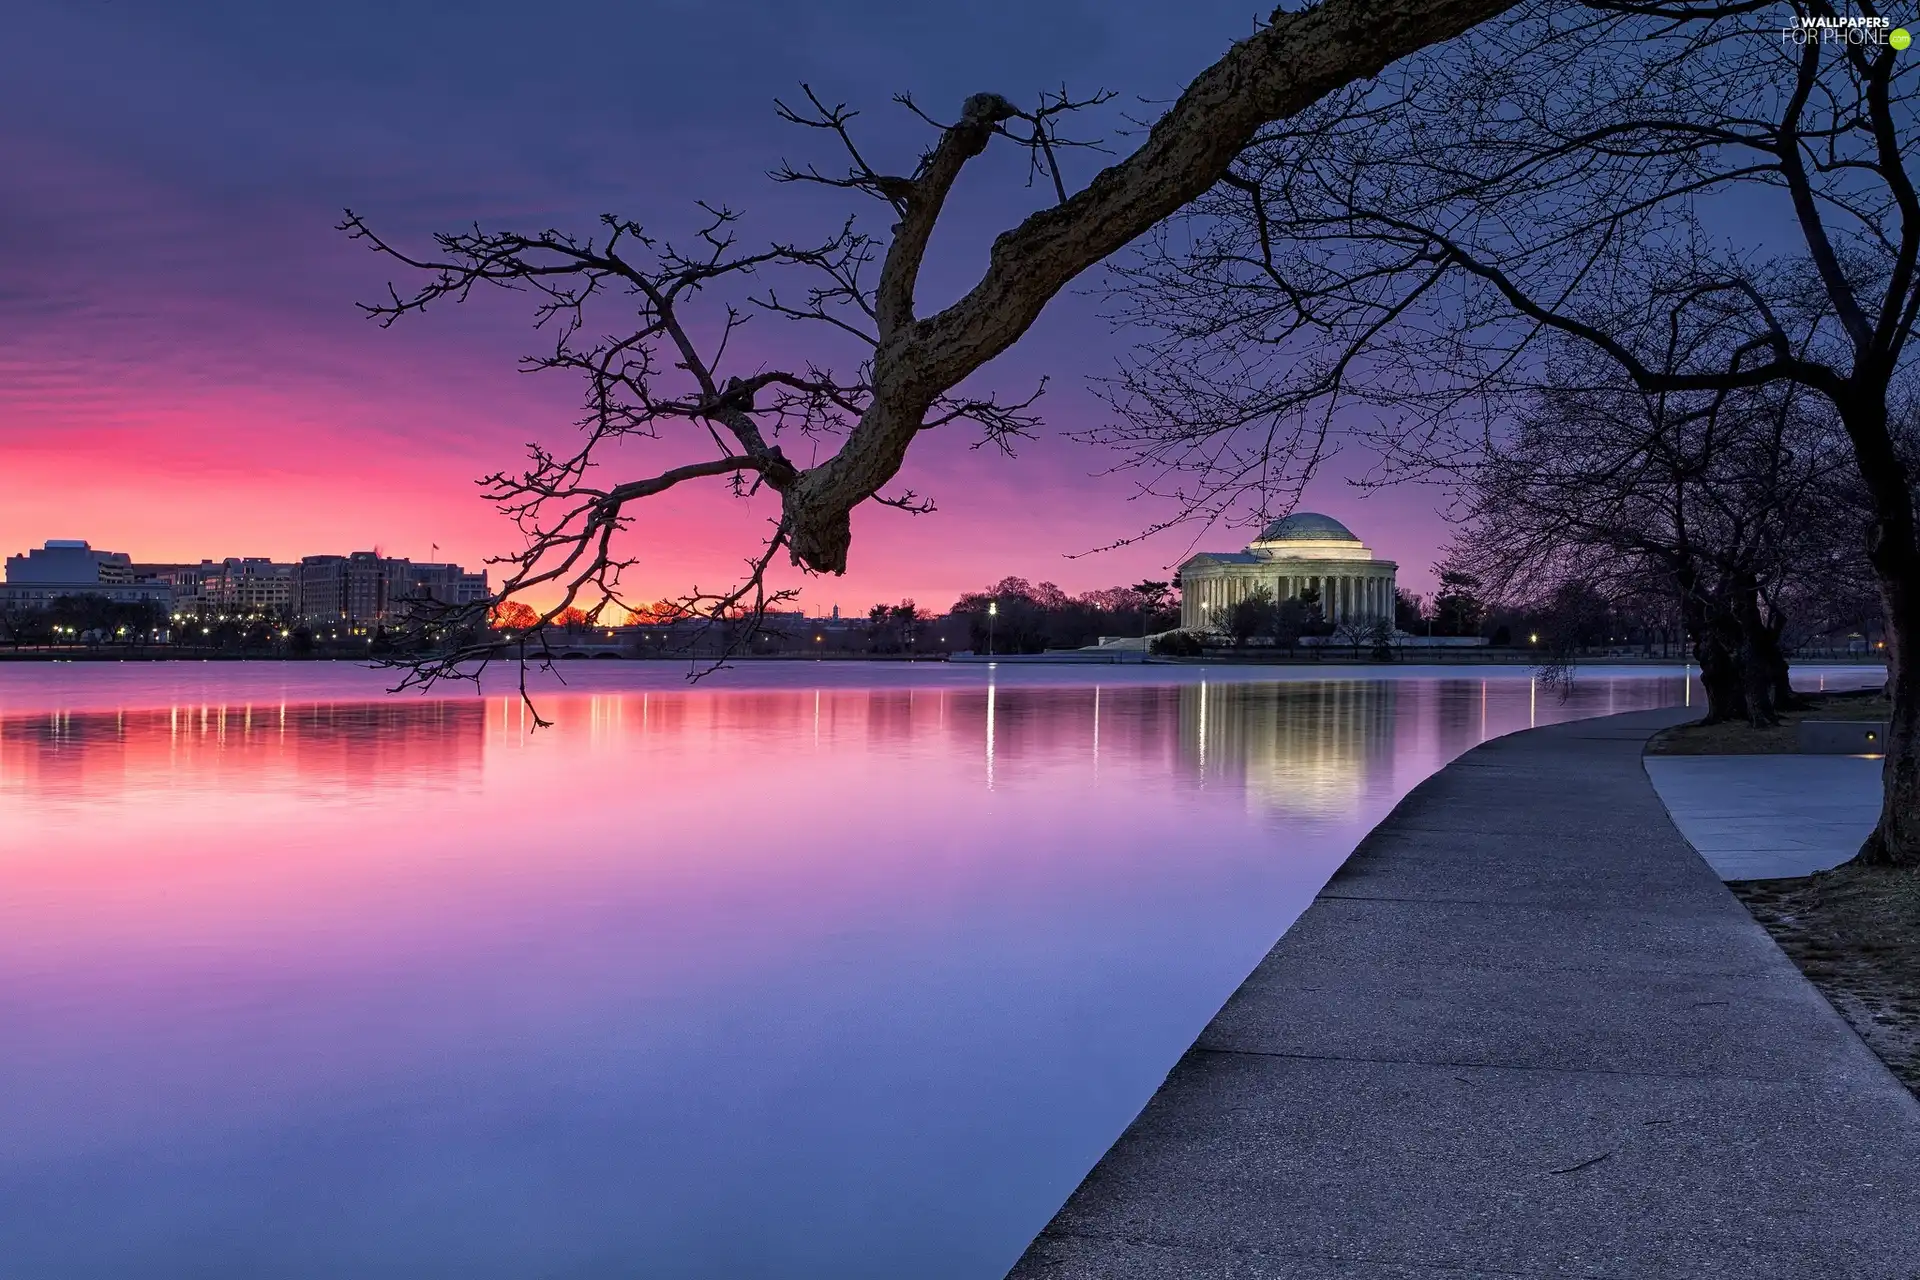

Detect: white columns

[1180,559,1399,635]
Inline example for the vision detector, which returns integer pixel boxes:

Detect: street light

[987,601,997,657]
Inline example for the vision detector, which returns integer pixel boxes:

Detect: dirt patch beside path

[1647,688,1888,755]
[1731,864,1920,1097]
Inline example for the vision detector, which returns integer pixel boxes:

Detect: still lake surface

[0,661,1871,1278]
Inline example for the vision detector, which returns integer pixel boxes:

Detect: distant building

[206,558,295,613]
[1177,513,1399,632]
[134,558,295,615]
[132,561,220,611]
[292,552,487,627]
[1,540,174,612]
[399,561,491,611]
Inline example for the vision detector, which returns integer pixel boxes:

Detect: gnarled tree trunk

[1678,569,1747,724]
[1759,613,1803,712]
[1732,582,1779,728]
[1842,396,1919,867]
[1856,541,1920,866]
[1694,628,1747,725]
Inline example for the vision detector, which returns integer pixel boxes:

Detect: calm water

[0,661,1851,1279]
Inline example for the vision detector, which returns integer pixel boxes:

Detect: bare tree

[1106,0,1920,864]
[341,0,1523,718]
[1454,344,1866,724]
[1530,578,1618,699]
[1331,614,1375,659]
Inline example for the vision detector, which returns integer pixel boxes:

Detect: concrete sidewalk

[1645,754,1881,880]
[1008,708,1920,1279]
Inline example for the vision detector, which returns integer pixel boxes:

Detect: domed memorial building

[1176,513,1397,633]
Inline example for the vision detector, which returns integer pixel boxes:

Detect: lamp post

[987,601,997,657]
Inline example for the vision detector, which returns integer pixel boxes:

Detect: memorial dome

[1253,512,1360,544]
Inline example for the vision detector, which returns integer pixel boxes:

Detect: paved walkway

[1008,708,1920,1279]
[1645,755,1881,880]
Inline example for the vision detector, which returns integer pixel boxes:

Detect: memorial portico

[1176,513,1398,633]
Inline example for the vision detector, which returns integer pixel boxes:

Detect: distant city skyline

[1,504,1444,623]
[1,539,488,629]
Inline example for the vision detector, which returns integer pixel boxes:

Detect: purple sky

[1,0,1458,612]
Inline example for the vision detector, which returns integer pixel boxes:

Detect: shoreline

[0,648,1884,668]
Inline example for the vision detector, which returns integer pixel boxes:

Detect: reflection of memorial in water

[601,680,1416,801]
[0,700,486,802]
[1177,679,1398,817]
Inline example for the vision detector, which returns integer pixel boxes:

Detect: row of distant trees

[0,598,307,653]
[0,596,501,657]
[0,598,169,648]
[480,581,1182,657]
[946,578,1179,654]
[509,561,1811,664]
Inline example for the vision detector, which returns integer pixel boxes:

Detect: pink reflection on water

[0,667,1742,1277]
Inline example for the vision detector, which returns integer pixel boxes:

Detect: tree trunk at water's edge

[1855,559,1920,866]
[1682,589,1747,724]
[1733,586,1780,728]
[1760,614,1803,712]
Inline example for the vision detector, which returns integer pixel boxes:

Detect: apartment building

[292,552,488,627]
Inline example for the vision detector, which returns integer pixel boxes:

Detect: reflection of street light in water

[987,601,997,656]
[985,676,996,789]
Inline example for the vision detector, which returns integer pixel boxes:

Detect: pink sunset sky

[2,1,1456,614]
